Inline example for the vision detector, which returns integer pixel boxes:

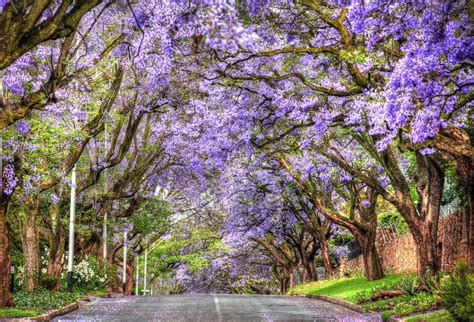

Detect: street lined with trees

[0,0,472,320]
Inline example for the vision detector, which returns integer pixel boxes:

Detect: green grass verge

[86,289,108,296]
[288,274,407,303]
[0,308,39,318]
[403,310,453,322]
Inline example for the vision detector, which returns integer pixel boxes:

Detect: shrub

[63,255,107,292]
[439,260,474,322]
[420,269,443,294]
[391,292,438,316]
[394,275,419,295]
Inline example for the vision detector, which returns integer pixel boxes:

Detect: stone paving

[54,294,381,321]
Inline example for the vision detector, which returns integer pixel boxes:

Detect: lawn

[288,274,407,303]
[0,308,39,318]
[403,310,453,322]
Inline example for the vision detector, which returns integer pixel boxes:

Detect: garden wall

[336,210,469,276]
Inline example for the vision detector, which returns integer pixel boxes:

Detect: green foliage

[378,212,408,235]
[390,292,438,316]
[381,310,395,321]
[394,275,419,295]
[420,269,443,294]
[131,197,172,236]
[439,260,474,321]
[441,164,466,205]
[148,225,222,277]
[13,289,83,312]
[0,308,39,318]
[363,295,413,312]
[404,310,454,322]
[63,255,107,292]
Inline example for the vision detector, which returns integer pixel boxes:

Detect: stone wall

[336,211,469,276]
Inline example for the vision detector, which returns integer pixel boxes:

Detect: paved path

[54,294,381,321]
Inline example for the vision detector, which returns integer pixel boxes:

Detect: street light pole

[67,165,77,292]
[135,254,139,295]
[102,212,107,272]
[122,230,127,294]
[143,236,148,294]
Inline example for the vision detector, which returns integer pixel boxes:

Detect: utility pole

[67,165,77,292]
[122,230,127,294]
[143,236,148,295]
[135,254,139,295]
[103,213,107,261]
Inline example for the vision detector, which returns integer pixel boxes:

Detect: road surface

[54,294,381,321]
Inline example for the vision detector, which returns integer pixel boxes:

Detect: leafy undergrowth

[374,292,440,320]
[288,274,407,303]
[13,289,84,313]
[0,308,39,318]
[403,310,454,322]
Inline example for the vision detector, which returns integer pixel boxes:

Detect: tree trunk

[289,269,294,289]
[319,237,333,278]
[0,197,13,307]
[46,205,65,291]
[22,195,41,292]
[357,232,384,280]
[308,258,318,281]
[125,261,134,295]
[411,221,440,275]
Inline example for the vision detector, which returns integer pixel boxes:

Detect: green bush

[395,275,419,295]
[378,212,408,234]
[420,269,443,294]
[439,260,474,322]
[391,292,438,316]
[61,255,107,292]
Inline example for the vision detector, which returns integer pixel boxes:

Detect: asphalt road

[53,294,381,321]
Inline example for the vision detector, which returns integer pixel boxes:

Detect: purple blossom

[16,119,30,135]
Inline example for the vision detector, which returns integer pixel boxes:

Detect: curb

[4,293,111,321]
[293,293,366,314]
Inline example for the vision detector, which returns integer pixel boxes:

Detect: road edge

[292,293,366,314]
[4,293,111,321]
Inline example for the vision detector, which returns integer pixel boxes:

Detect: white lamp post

[67,165,77,292]
[135,254,139,295]
[143,236,148,295]
[122,230,127,294]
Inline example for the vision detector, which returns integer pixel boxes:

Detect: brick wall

[437,209,470,270]
[336,211,469,276]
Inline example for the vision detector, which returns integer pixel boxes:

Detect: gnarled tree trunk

[0,196,13,307]
[355,227,384,280]
[319,234,333,278]
[22,195,41,292]
[46,204,66,291]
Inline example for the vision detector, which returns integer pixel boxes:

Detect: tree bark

[319,235,333,278]
[0,196,13,307]
[124,260,134,296]
[22,196,41,292]
[289,269,294,289]
[357,231,384,280]
[46,204,65,291]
